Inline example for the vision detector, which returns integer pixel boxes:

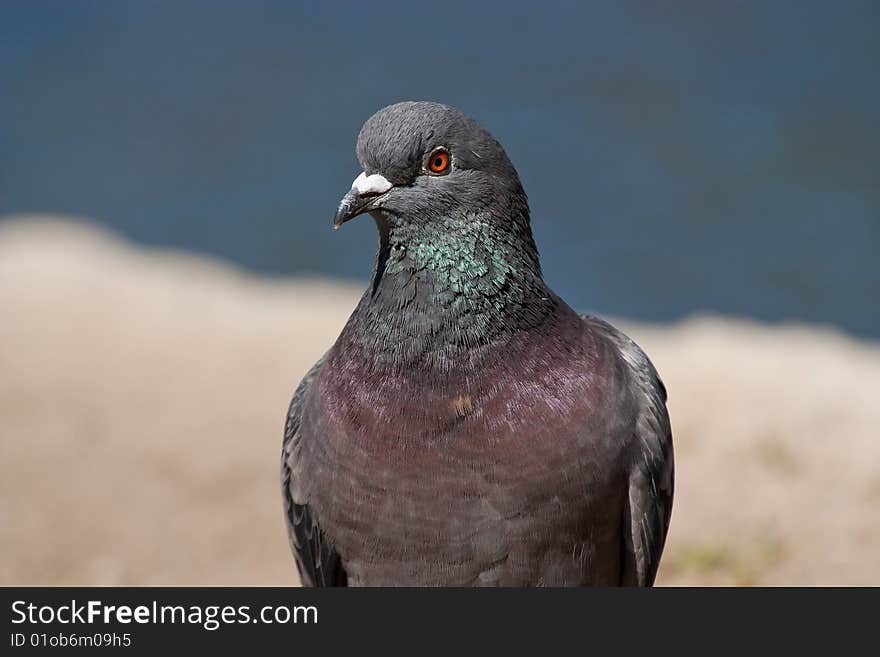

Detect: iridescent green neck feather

[336,209,559,370]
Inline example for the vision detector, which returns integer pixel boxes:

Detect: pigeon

[281,101,673,586]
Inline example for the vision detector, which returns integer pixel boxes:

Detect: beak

[332,172,393,229]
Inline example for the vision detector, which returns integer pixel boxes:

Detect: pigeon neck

[337,211,560,368]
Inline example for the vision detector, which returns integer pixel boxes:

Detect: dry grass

[2,215,878,585]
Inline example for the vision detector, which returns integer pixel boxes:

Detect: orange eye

[428,149,450,174]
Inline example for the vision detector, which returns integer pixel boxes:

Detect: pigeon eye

[426,148,450,175]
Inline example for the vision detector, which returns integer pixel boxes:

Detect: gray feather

[582,315,674,585]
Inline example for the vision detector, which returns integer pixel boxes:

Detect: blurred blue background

[2,1,878,336]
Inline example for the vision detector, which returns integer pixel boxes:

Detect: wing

[280,356,348,587]
[582,315,675,586]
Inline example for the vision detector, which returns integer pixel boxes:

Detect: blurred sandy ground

[1,215,878,586]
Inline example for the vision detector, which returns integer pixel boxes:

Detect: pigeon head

[332,101,531,239]
[330,102,555,361]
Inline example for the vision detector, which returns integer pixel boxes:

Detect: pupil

[435,158,442,167]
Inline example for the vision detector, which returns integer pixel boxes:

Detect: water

[2,1,878,337]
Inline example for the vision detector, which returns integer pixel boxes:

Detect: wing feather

[582,315,674,586]
[280,356,348,587]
